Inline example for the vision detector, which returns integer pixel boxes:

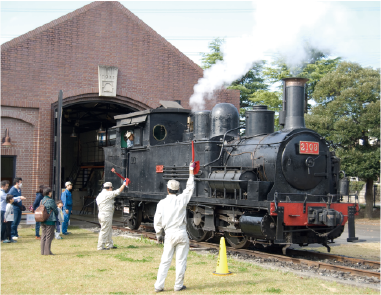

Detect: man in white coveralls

[96,180,126,250]
[154,162,195,292]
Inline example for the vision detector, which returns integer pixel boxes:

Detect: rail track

[73,217,380,281]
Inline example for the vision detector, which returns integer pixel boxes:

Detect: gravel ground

[88,227,380,290]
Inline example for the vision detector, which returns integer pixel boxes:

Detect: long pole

[55,90,63,200]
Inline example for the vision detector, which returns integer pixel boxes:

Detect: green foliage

[200,38,269,119]
[201,38,224,70]
[227,60,269,109]
[263,55,340,97]
[349,181,365,193]
[306,62,380,180]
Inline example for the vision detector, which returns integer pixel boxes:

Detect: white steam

[189,1,360,111]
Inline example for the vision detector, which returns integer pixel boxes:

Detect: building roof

[1,1,203,75]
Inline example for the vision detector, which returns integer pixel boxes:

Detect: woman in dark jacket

[32,185,45,240]
[40,187,58,255]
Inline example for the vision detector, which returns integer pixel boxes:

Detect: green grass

[264,287,282,293]
[1,226,378,294]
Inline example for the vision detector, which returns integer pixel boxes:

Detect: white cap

[167,179,180,191]
[65,181,72,187]
[126,131,133,138]
[103,182,113,188]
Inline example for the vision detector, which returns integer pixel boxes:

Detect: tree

[200,38,269,119]
[305,62,380,218]
[200,38,224,70]
[248,50,341,129]
[261,53,341,103]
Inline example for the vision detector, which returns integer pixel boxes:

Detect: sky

[1,1,380,70]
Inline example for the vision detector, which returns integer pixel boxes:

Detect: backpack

[34,200,52,222]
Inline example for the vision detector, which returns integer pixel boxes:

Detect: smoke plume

[189,1,360,111]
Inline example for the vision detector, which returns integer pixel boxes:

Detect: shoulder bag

[34,200,52,222]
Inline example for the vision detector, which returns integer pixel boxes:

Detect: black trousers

[1,211,5,240]
[4,221,12,240]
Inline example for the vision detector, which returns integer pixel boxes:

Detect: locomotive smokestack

[280,77,309,130]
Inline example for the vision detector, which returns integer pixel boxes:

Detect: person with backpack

[40,187,58,255]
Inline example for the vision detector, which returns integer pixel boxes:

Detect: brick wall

[1,107,40,207]
[1,1,240,203]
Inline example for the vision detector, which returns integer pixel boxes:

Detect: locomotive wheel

[125,208,142,230]
[186,210,213,242]
[224,232,251,249]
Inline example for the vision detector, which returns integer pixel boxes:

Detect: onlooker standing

[55,200,64,240]
[3,194,16,243]
[40,187,58,255]
[61,181,73,235]
[32,185,45,240]
[6,178,26,240]
[1,180,10,241]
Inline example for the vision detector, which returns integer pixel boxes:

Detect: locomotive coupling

[307,207,343,227]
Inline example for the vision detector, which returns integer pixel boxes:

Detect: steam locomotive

[104,78,358,253]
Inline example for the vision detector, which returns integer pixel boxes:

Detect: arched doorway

[51,94,150,214]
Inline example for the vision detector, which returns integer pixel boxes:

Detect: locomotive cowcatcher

[104,78,358,253]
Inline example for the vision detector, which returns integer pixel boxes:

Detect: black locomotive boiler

[104,78,358,252]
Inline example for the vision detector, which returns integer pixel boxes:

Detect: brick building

[1,1,239,209]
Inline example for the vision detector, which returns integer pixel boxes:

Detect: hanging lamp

[98,123,106,133]
[70,127,77,138]
[2,128,12,146]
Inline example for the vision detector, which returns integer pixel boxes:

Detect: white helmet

[167,179,180,191]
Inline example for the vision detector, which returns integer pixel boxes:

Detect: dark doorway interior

[60,102,135,214]
[1,156,16,185]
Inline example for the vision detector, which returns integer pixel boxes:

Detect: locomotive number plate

[299,141,319,155]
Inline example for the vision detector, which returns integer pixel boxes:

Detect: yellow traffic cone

[213,237,233,276]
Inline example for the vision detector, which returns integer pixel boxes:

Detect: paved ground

[289,220,380,250]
